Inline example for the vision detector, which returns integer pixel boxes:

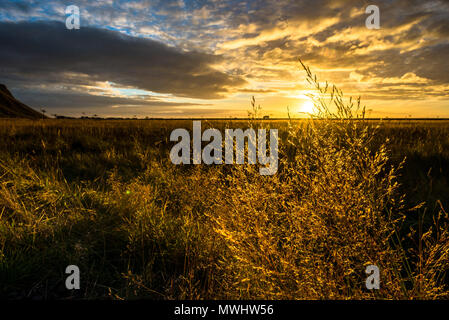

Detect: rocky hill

[0,84,44,119]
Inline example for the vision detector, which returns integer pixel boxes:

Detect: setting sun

[2,0,449,304]
[299,99,315,115]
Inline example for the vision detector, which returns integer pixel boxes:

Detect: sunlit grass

[0,61,448,299]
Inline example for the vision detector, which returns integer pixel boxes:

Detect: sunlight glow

[299,99,315,115]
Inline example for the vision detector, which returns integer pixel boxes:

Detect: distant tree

[40,108,46,120]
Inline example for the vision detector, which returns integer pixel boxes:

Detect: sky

[0,0,448,118]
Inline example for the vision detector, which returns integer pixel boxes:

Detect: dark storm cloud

[0,1,32,13]
[0,21,245,100]
[0,0,448,115]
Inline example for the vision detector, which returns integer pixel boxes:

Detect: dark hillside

[0,84,44,119]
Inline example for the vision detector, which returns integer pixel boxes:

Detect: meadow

[1,69,449,300]
[0,116,447,300]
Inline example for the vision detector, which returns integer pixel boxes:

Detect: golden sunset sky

[0,0,448,118]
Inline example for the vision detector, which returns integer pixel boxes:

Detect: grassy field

[0,63,447,300]
[0,116,448,300]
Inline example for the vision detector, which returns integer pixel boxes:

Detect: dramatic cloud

[0,21,244,99]
[0,0,448,117]
[13,89,211,110]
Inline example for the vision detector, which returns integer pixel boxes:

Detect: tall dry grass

[208,60,449,299]
[0,61,448,299]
